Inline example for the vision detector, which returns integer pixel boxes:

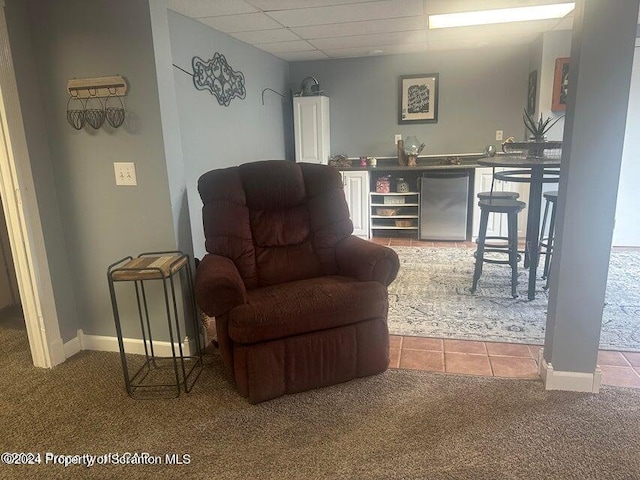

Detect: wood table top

[110,254,187,281]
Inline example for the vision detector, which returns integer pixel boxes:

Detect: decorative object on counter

[329,154,351,167]
[369,157,377,167]
[402,136,425,166]
[440,156,462,165]
[396,177,410,193]
[552,57,570,111]
[66,75,127,130]
[359,156,368,166]
[295,76,323,96]
[482,145,496,157]
[376,176,391,193]
[398,73,439,124]
[187,53,246,106]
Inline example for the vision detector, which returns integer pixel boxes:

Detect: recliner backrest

[198,160,353,289]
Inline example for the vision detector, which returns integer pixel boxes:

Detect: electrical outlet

[114,162,137,186]
[496,130,504,141]
[395,134,402,144]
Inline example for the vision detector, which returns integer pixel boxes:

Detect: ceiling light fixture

[428,2,575,29]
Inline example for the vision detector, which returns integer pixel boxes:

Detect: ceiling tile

[427,33,539,51]
[291,16,424,39]
[246,0,371,10]
[322,42,427,58]
[198,13,283,32]
[168,0,257,18]
[231,29,301,44]
[255,40,317,53]
[265,0,423,27]
[310,30,426,50]
[273,50,330,61]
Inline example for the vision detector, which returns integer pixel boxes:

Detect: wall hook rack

[67,75,127,99]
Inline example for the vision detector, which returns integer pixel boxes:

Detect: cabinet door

[472,167,503,240]
[293,97,330,164]
[342,171,369,238]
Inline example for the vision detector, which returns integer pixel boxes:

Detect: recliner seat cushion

[228,275,388,345]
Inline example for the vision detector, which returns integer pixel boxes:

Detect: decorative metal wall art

[191,53,246,106]
[66,75,127,130]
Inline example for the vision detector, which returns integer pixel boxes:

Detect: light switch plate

[496,130,504,141]
[114,162,137,186]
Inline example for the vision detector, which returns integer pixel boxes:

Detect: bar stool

[475,191,520,252]
[476,191,519,201]
[471,198,526,298]
[539,190,558,287]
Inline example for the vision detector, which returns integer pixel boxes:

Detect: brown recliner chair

[195,160,399,403]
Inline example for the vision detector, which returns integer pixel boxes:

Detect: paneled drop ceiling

[167,0,575,61]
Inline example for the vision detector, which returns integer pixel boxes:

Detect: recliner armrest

[195,254,247,318]
[335,236,400,287]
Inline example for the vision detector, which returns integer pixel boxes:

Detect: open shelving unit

[369,191,421,238]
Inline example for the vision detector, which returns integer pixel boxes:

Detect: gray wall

[290,46,530,158]
[168,12,292,260]
[18,0,180,339]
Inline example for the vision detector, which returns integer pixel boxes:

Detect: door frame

[0,3,63,368]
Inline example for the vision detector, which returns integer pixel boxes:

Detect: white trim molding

[538,349,602,393]
[0,5,63,368]
[64,330,196,359]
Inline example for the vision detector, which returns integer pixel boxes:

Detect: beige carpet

[2,321,640,479]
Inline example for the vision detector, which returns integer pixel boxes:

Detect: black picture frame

[398,73,439,124]
[527,70,537,115]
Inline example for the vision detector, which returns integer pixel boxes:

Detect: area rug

[388,246,640,351]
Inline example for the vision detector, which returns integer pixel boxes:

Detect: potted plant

[522,109,563,157]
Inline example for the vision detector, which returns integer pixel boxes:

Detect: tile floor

[376,235,640,389]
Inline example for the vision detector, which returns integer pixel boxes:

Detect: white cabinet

[341,170,369,238]
[472,167,529,240]
[293,96,330,164]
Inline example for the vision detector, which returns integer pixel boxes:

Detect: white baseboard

[62,329,83,359]
[49,336,66,367]
[538,349,602,393]
[63,329,197,359]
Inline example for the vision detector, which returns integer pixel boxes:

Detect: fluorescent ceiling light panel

[428,3,575,29]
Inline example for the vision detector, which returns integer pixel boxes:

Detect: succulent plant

[523,109,563,140]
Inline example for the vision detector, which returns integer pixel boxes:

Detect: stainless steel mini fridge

[419,171,469,241]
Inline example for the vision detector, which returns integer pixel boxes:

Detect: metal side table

[107,251,203,399]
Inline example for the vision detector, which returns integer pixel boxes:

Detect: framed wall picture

[552,57,570,111]
[527,70,537,115]
[398,73,439,124]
